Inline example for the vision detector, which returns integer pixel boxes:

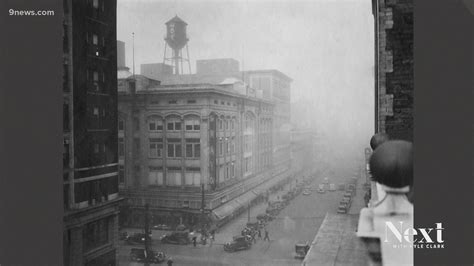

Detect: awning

[212,200,241,220]
[234,190,258,206]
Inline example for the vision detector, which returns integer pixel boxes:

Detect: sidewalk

[213,183,293,245]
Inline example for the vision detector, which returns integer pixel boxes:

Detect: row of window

[119,119,201,132]
[118,138,201,159]
[148,167,201,186]
[213,99,236,106]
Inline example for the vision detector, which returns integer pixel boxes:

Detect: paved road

[118,169,364,265]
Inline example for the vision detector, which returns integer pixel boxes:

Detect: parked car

[160,231,190,245]
[337,204,348,214]
[317,187,325,194]
[126,232,152,245]
[294,242,310,259]
[130,248,166,263]
[224,235,252,252]
[329,184,337,191]
[303,190,312,196]
[152,224,172,231]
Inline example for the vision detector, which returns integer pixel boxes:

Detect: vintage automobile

[257,213,274,223]
[303,190,312,196]
[130,248,166,263]
[160,231,190,245]
[126,232,152,245]
[294,242,310,259]
[224,235,252,252]
[337,204,348,214]
[341,198,351,208]
[246,221,261,230]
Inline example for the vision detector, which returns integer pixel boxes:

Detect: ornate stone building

[117,76,282,228]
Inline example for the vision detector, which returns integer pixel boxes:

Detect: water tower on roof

[163,15,191,75]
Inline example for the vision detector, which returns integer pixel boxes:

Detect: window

[231,119,234,130]
[92,71,100,90]
[185,168,200,186]
[94,143,99,153]
[219,119,223,130]
[133,118,140,131]
[167,120,181,131]
[92,0,99,9]
[167,138,182,158]
[92,34,98,45]
[230,162,235,178]
[168,100,177,104]
[118,120,124,131]
[148,167,163,186]
[218,139,223,156]
[93,107,99,116]
[149,138,163,158]
[166,167,182,186]
[149,119,163,131]
[133,138,140,154]
[185,139,200,158]
[214,100,218,104]
[119,165,125,184]
[83,218,108,252]
[185,119,200,131]
[187,99,196,104]
[225,120,229,130]
[230,137,235,154]
[244,157,252,174]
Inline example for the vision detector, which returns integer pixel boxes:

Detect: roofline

[241,69,293,82]
[119,85,274,105]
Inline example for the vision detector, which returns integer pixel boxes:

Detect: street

[118,171,365,266]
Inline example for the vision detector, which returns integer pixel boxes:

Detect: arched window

[148,116,163,131]
[184,116,200,131]
[166,117,182,131]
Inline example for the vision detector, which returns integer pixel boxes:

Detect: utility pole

[144,203,150,266]
[247,201,251,223]
[201,183,205,234]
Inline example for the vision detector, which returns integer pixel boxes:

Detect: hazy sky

[118,0,375,152]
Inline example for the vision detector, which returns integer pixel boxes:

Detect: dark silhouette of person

[192,236,197,247]
[167,257,173,266]
[264,229,270,241]
[258,229,262,239]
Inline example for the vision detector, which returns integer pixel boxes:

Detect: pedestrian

[258,229,262,239]
[209,233,214,247]
[264,229,270,241]
[167,257,173,266]
[192,236,197,247]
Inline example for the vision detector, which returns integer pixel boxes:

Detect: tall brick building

[372,0,413,141]
[63,0,121,265]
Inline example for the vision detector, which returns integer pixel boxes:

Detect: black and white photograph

[62,0,413,265]
[1,0,473,266]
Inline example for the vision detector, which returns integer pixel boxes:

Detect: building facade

[63,0,121,265]
[117,76,281,228]
[373,0,413,141]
